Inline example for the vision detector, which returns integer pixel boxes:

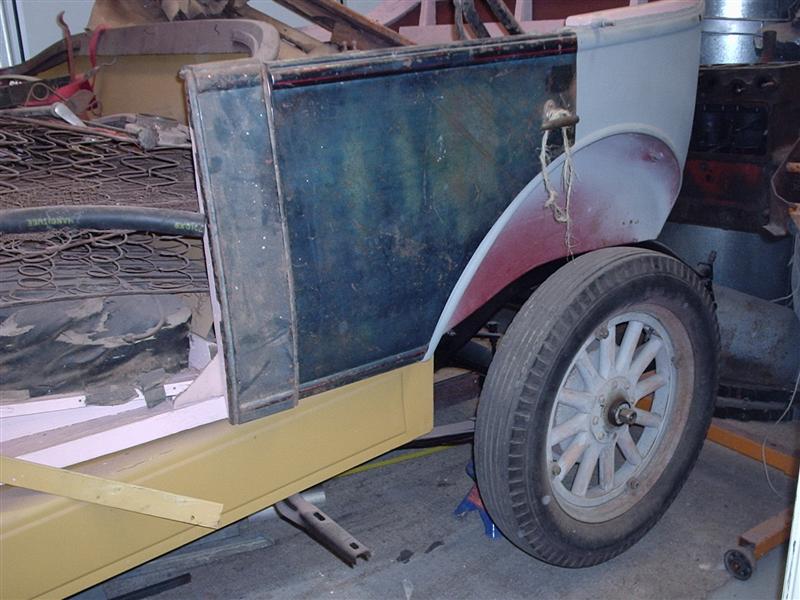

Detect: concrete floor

[91,395,797,600]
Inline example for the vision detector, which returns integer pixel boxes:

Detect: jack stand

[454,460,501,539]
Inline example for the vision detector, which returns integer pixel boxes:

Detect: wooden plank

[3,396,227,468]
[272,0,413,49]
[420,0,436,26]
[740,508,792,559]
[1,398,145,442]
[399,20,564,44]
[0,456,223,528]
[1,377,195,442]
[707,419,800,478]
[366,0,423,28]
[235,4,333,54]
[0,393,85,418]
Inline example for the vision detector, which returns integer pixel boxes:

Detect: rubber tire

[474,247,719,567]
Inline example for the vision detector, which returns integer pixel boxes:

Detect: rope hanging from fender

[539,100,577,255]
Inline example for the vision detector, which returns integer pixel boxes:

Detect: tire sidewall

[476,252,718,565]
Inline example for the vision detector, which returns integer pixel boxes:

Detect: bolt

[595,325,610,340]
[617,407,637,426]
[551,464,562,477]
[628,478,640,490]
[598,432,606,440]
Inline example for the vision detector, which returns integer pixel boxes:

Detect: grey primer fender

[427,0,703,355]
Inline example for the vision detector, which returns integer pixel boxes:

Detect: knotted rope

[539,101,577,254]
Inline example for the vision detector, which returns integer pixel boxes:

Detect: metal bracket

[541,111,580,131]
[275,493,371,566]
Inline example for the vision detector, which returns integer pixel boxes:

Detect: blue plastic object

[453,461,501,539]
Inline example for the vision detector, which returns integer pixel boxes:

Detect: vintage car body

[185,1,702,423]
[0,1,705,597]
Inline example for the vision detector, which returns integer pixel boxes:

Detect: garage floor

[89,390,797,600]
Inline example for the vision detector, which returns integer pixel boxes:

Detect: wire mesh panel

[0,115,207,308]
[0,229,208,308]
[0,116,197,211]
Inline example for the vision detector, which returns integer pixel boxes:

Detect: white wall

[15,0,94,60]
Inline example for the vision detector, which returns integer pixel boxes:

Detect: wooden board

[0,456,222,528]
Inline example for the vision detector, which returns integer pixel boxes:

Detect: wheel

[474,247,719,567]
[724,548,755,581]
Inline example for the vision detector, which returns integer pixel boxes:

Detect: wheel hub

[588,378,634,442]
[607,396,637,427]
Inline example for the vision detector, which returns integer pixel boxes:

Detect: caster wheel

[724,548,755,581]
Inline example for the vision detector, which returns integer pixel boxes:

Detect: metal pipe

[715,284,800,391]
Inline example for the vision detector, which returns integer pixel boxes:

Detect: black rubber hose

[0,206,205,238]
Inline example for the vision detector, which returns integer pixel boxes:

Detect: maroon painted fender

[426,131,681,354]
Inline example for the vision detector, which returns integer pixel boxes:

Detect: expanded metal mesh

[0,229,209,308]
[0,116,198,211]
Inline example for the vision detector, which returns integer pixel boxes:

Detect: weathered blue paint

[184,61,297,423]
[185,33,576,422]
[270,36,576,385]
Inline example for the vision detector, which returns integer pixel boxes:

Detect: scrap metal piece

[1,101,86,127]
[92,114,191,149]
[138,368,168,408]
[275,493,371,566]
[541,110,579,131]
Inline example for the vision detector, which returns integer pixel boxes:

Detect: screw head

[628,478,640,490]
[551,464,562,477]
[598,432,606,440]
